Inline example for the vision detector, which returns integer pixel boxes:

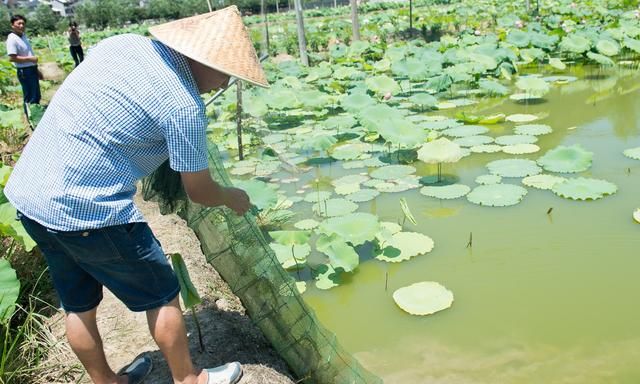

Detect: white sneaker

[206,361,243,384]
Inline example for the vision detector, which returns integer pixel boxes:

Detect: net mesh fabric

[142,142,381,384]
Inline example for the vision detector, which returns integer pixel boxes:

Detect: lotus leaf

[294,219,319,230]
[332,174,369,187]
[436,101,457,110]
[509,93,540,101]
[503,144,541,154]
[426,75,453,93]
[515,77,550,98]
[409,93,438,109]
[315,234,359,272]
[507,30,530,48]
[467,183,528,207]
[623,37,640,53]
[0,259,19,321]
[420,184,471,199]
[312,198,358,217]
[231,179,278,210]
[479,79,509,96]
[552,177,617,200]
[269,230,311,245]
[296,281,306,294]
[333,66,360,80]
[417,138,465,164]
[335,183,361,196]
[269,243,310,270]
[304,191,332,203]
[305,64,332,82]
[623,147,640,160]
[377,118,427,148]
[373,58,391,73]
[560,34,591,54]
[302,134,337,152]
[487,159,541,178]
[374,176,421,193]
[349,40,370,57]
[634,209,640,224]
[345,188,380,202]
[531,32,559,49]
[323,114,358,131]
[0,165,11,186]
[423,118,463,131]
[514,124,553,136]
[522,174,567,190]
[495,135,538,146]
[586,51,615,66]
[537,145,593,173]
[393,281,453,316]
[442,125,489,138]
[549,58,566,70]
[506,114,539,123]
[366,75,400,96]
[318,212,380,246]
[596,39,620,56]
[375,232,434,263]
[479,114,507,125]
[520,48,545,63]
[453,135,494,147]
[314,263,340,290]
[370,165,416,180]
[330,142,369,160]
[0,187,6,205]
[358,104,405,131]
[475,174,502,185]
[471,144,503,153]
[341,92,376,112]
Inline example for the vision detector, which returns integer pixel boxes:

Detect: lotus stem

[385,272,389,292]
[437,162,443,182]
[292,244,302,280]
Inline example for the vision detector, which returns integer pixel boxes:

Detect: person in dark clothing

[67,21,84,67]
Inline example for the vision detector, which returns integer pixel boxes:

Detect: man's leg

[146,296,208,384]
[66,308,125,384]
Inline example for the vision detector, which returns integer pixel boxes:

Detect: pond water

[295,67,640,383]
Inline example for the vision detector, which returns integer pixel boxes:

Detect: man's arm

[180,169,251,215]
[8,54,37,64]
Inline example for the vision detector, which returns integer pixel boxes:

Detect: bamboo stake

[350,0,360,41]
[294,0,309,66]
[236,81,244,160]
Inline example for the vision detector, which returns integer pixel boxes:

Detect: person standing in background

[68,21,84,67]
[6,14,41,117]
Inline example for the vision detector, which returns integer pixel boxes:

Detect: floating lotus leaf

[315,264,340,290]
[358,104,405,131]
[506,114,539,123]
[436,101,457,110]
[552,177,617,200]
[269,230,311,246]
[296,281,307,294]
[345,188,380,202]
[332,174,370,187]
[623,147,640,160]
[537,145,593,173]
[503,144,541,154]
[330,142,369,160]
[471,144,503,153]
[302,134,337,152]
[542,75,577,83]
[515,77,550,98]
[409,93,438,109]
[450,98,478,107]
[312,198,358,217]
[323,114,358,130]
[520,48,545,63]
[304,191,332,203]
[531,32,559,50]
[514,124,553,136]
[634,209,640,224]
[376,232,434,263]
[316,234,359,272]
[475,174,502,185]
[596,39,620,56]
[623,37,640,53]
[560,34,591,54]
[374,176,421,193]
[549,58,566,70]
[467,184,528,207]
[507,30,530,47]
[479,79,509,96]
[442,125,489,138]
[269,243,310,270]
[318,213,380,246]
[366,75,400,96]
[479,114,507,125]
[423,119,462,132]
[586,52,615,66]
[370,165,416,180]
[393,282,454,316]
[294,219,319,230]
[378,118,427,148]
[487,159,542,178]
[341,92,376,112]
[522,174,567,190]
[453,135,494,147]
[335,183,360,195]
[420,184,471,199]
[495,135,538,146]
[417,138,465,164]
[232,179,279,210]
[509,93,540,101]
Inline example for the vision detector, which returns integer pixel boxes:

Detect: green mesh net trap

[143,142,382,384]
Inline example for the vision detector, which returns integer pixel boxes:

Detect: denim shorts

[18,212,180,313]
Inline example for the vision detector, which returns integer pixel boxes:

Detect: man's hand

[221,187,251,216]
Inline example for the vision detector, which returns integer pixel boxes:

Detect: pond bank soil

[41,195,296,384]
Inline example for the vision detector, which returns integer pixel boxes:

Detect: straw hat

[149,6,268,88]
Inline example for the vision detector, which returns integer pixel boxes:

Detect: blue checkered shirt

[5,34,209,231]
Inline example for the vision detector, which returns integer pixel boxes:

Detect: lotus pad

[506,114,539,123]
[487,159,542,178]
[453,135,494,147]
[467,184,528,207]
[495,135,538,146]
[623,147,640,160]
[522,174,567,190]
[442,125,489,138]
[318,212,380,246]
[420,184,471,199]
[345,188,380,202]
[315,234,360,272]
[370,165,416,180]
[375,231,435,263]
[330,143,369,160]
[537,145,593,173]
[304,191,332,203]
[423,118,463,131]
[294,219,320,230]
[551,177,617,200]
[312,198,359,217]
[514,124,553,136]
[417,138,464,164]
[475,174,502,185]
[471,144,503,153]
[503,144,541,155]
[392,281,453,316]
[269,243,310,270]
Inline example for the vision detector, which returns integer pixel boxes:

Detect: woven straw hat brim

[149,6,268,88]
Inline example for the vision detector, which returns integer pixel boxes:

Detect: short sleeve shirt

[4,34,208,231]
[6,32,36,68]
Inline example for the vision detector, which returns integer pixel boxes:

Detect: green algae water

[300,67,640,383]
